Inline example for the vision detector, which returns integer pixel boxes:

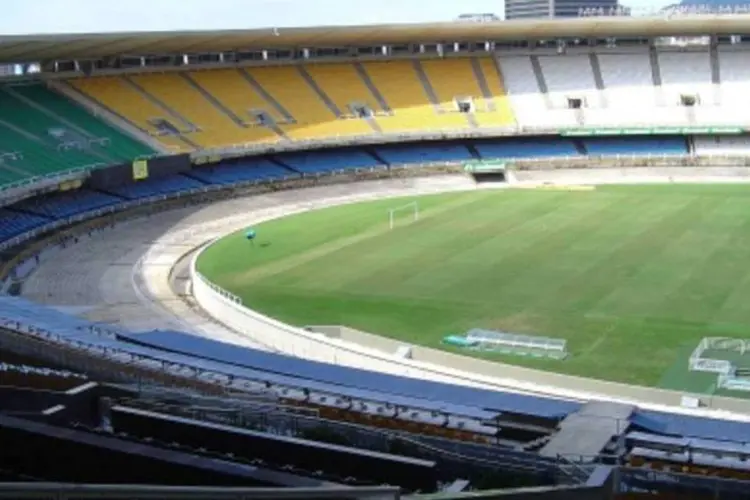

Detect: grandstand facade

[4,14,750,499]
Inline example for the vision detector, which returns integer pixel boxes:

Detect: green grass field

[196,184,750,390]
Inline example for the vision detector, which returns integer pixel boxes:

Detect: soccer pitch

[196,184,750,390]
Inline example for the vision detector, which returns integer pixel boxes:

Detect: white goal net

[388,201,419,229]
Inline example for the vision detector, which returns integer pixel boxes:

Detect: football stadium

[8,8,750,500]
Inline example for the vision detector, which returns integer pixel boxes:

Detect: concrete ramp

[540,401,634,462]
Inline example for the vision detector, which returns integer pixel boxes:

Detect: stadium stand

[7,84,153,161]
[537,54,599,109]
[304,62,384,117]
[67,76,193,152]
[278,149,384,174]
[0,83,157,191]
[497,56,572,128]
[102,174,205,200]
[129,72,269,149]
[583,136,688,156]
[473,57,517,127]
[188,68,287,129]
[374,142,473,164]
[658,51,712,108]
[595,52,656,126]
[188,158,298,184]
[0,209,49,241]
[12,189,122,219]
[694,135,750,155]
[247,66,374,139]
[362,61,470,131]
[474,138,579,159]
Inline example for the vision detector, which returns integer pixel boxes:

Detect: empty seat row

[0,209,49,241]
[14,190,123,219]
[104,175,206,200]
[189,159,297,185]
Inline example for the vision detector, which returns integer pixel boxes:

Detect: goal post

[388,201,419,229]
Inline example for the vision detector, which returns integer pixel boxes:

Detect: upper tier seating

[374,143,472,164]
[103,174,205,200]
[583,137,688,156]
[130,72,281,149]
[592,52,657,125]
[475,138,579,159]
[497,56,575,128]
[68,61,517,150]
[717,51,750,122]
[188,159,297,185]
[537,54,598,107]
[9,84,153,161]
[361,61,469,132]
[56,51,750,148]
[419,58,515,128]
[68,76,192,153]
[279,150,383,174]
[246,66,372,140]
[0,83,155,190]
[13,189,122,219]
[304,62,384,117]
[658,51,712,106]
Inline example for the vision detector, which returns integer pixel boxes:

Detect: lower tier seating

[694,135,750,156]
[0,135,711,246]
[583,137,688,156]
[374,143,473,165]
[0,209,49,241]
[14,190,123,219]
[188,159,297,185]
[103,175,206,200]
[475,138,579,159]
[278,150,383,174]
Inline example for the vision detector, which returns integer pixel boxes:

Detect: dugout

[464,160,507,183]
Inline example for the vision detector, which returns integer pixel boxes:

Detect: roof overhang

[1,15,748,63]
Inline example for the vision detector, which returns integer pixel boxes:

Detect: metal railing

[0,483,401,500]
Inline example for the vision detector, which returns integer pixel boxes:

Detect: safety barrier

[191,256,499,387]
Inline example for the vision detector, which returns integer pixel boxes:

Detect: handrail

[0,483,401,500]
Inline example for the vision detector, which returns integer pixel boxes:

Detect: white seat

[497,55,576,128]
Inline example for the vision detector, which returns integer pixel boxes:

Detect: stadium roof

[1,15,750,63]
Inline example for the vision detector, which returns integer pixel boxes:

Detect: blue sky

[2,0,673,35]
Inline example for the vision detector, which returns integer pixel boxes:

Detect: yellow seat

[421,58,481,112]
[476,57,517,127]
[189,69,285,125]
[362,61,468,133]
[70,77,194,152]
[130,73,277,149]
[304,63,382,115]
[247,66,372,140]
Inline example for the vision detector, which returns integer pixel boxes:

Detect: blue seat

[0,209,49,242]
[105,175,205,200]
[475,139,578,159]
[584,137,687,156]
[13,189,122,219]
[190,159,297,185]
[374,143,472,165]
[279,150,382,174]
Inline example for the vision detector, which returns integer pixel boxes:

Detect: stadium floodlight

[388,201,419,229]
